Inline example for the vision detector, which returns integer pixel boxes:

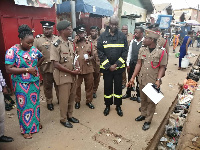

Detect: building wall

[0,0,57,89]
[122,2,147,22]
[174,9,200,22]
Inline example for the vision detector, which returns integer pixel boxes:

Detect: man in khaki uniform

[73,25,95,109]
[88,26,100,98]
[148,24,169,61]
[127,29,167,131]
[34,21,59,111]
[121,25,133,89]
[50,20,80,128]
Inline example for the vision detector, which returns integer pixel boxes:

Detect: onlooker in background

[121,25,133,90]
[5,24,44,139]
[197,30,200,48]
[122,27,144,103]
[0,70,14,142]
[172,31,180,53]
[178,31,192,70]
[190,30,196,47]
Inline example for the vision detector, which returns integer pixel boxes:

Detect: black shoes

[47,104,54,111]
[86,103,95,109]
[142,122,151,131]
[103,106,110,116]
[68,117,79,123]
[93,93,97,98]
[115,106,123,117]
[75,102,80,109]
[122,94,131,99]
[130,96,141,103]
[135,115,145,121]
[60,121,73,128]
[0,135,14,142]
[139,107,141,112]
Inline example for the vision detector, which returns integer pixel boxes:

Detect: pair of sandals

[23,124,43,139]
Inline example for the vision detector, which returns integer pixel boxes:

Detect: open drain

[92,128,134,150]
[146,55,200,150]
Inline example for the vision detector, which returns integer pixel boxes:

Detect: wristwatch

[156,78,161,81]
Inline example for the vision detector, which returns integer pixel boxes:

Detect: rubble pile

[157,57,200,150]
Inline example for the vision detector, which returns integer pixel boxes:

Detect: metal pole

[197,4,199,21]
[70,0,76,39]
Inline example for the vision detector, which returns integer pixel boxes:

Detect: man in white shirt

[122,27,144,102]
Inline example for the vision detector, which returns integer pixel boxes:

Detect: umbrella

[185,20,200,26]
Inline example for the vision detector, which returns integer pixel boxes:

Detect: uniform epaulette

[53,39,61,47]
[36,34,42,38]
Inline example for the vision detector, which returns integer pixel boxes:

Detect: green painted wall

[121,18,136,34]
[123,0,143,8]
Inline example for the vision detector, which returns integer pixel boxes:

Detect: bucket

[181,57,189,68]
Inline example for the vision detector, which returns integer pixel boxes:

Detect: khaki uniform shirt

[127,33,133,46]
[74,40,94,74]
[157,36,169,61]
[50,37,75,85]
[88,35,100,72]
[34,34,57,74]
[138,46,167,86]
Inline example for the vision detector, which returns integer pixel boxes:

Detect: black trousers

[103,72,122,106]
[126,63,140,97]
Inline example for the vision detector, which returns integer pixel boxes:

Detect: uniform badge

[53,39,61,47]
[36,34,42,38]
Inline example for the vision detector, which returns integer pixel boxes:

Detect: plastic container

[181,57,189,68]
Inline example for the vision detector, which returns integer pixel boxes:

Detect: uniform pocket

[60,53,69,64]
[152,57,160,66]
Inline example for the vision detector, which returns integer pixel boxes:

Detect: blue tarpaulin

[57,0,114,17]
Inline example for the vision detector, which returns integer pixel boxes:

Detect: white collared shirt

[126,37,144,66]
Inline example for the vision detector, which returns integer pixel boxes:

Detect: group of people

[1,16,173,142]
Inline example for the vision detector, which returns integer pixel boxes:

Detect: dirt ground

[0,45,200,150]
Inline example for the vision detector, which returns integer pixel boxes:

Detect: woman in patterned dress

[5,25,44,139]
[172,31,180,53]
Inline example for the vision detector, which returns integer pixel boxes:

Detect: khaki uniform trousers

[42,73,59,104]
[122,68,127,86]
[75,73,93,103]
[93,71,100,93]
[140,84,156,123]
[58,83,76,122]
[0,91,5,137]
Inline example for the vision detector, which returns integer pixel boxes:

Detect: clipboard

[142,83,164,104]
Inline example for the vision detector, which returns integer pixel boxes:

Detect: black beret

[40,21,55,28]
[57,20,71,31]
[90,26,97,30]
[73,25,86,33]
[148,23,159,29]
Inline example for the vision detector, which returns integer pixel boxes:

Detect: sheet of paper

[142,83,164,104]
